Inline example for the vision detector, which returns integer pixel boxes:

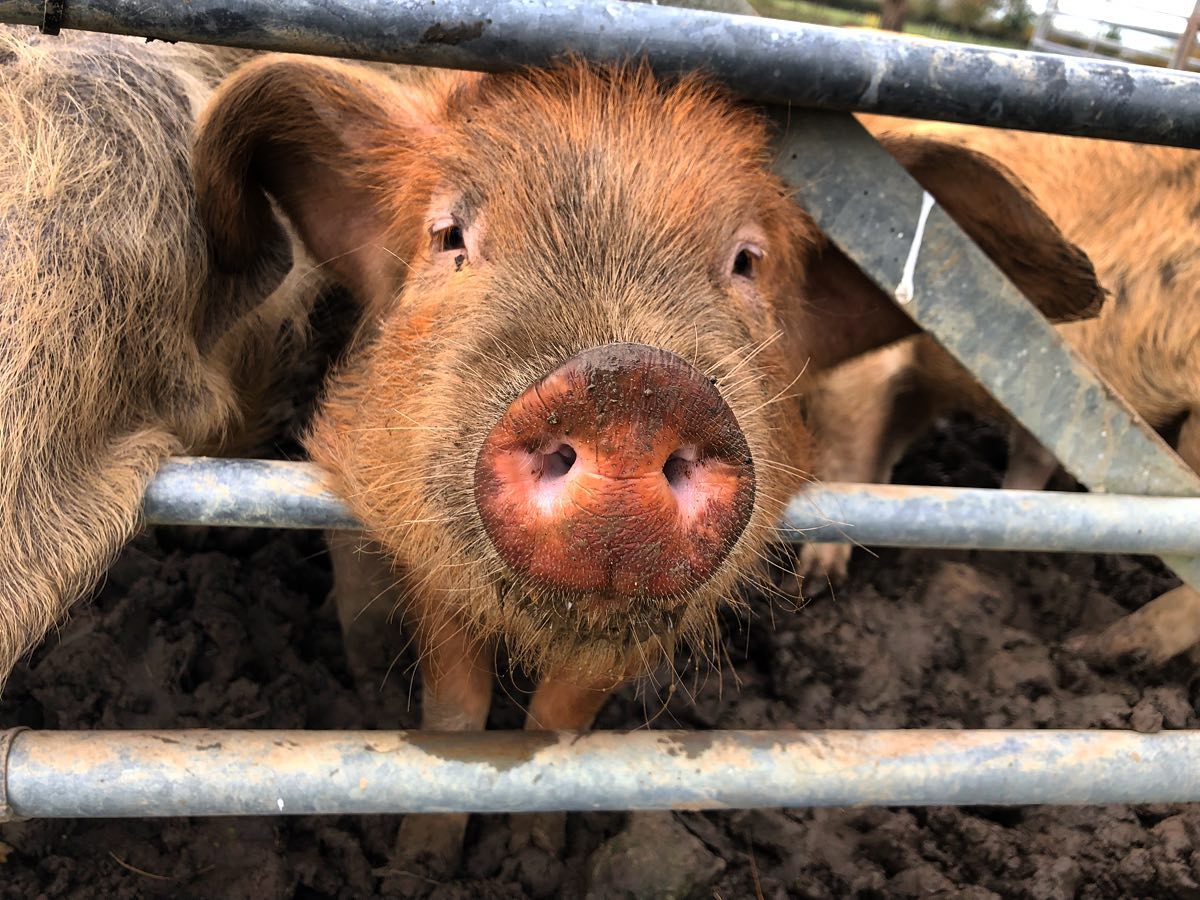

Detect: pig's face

[195,58,1105,679]
[312,66,813,676]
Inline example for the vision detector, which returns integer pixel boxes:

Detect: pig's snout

[474,343,755,602]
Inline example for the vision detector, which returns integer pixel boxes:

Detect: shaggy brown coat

[0,27,320,689]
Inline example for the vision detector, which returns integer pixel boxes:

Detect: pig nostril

[663,446,698,490]
[540,443,576,479]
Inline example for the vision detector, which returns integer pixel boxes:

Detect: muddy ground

[3,413,1200,899]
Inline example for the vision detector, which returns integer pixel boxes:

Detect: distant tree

[942,0,991,32]
[999,0,1035,39]
[908,0,941,23]
[881,0,908,30]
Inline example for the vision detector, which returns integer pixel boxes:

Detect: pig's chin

[496,590,712,678]
[470,549,754,680]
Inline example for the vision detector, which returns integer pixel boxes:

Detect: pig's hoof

[1063,620,1171,671]
[1063,628,1155,671]
[796,542,851,595]
[382,812,468,894]
[506,812,567,897]
[1064,585,1200,670]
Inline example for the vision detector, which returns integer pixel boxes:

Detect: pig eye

[729,243,758,282]
[731,243,763,280]
[434,224,466,254]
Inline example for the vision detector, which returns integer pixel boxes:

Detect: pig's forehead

[426,64,776,213]
[427,114,777,238]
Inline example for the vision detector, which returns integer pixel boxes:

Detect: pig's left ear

[194,56,450,318]
[795,134,1106,372]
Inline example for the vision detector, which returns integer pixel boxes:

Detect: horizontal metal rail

[1,0,1199,146]
[142,457,1200,555]
[144,457,360,530]
[783,483,1200,554]
[4,727,1200,820]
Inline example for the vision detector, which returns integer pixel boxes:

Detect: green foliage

[941,0,991,31]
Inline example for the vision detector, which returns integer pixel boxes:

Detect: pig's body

[801,117,1200,665]
[0,27,332,689]
[882,118,1200,442]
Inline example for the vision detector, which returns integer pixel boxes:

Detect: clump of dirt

[3,413,1199,899]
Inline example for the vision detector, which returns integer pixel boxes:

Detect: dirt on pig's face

[306,64,817,678]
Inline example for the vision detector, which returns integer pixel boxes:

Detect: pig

[0,25,332,692]
[189,54,1103,873]
[796,116,1200,667]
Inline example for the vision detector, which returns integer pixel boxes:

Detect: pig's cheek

[726,283,777,343]
[391,277,481,342]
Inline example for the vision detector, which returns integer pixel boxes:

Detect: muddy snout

[474,343,755,602]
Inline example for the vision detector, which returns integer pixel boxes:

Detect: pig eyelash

[731,243,763,280]
[432,224,467,255]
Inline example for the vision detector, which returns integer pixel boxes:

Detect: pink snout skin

[474,343,755,604]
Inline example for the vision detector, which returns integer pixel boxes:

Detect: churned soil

[3,413,1200,899]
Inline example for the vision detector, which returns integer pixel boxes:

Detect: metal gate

[3,0,1200,820]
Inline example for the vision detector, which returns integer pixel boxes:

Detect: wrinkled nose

[474,343,755,600]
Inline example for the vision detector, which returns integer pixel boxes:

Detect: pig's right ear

[194,56,426,315]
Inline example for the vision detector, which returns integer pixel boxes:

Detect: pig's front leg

[331,542,494,883]
[798,342,931,591]
[393,597,497,882]
[795,369,888,590]
[1064,410,1200,668]
[331,540,496,882]
[508,672,621,858]
[1000,425,1060,491]
[328,532,405,686]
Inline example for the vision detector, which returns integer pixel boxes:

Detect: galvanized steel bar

[4,727,1200,819]
[0,726,25,821]
[782,483,1200,554]
[144,458,1200,556]
[1,0,1199,146]
[775,110,1200,593]
[143,457,358,530]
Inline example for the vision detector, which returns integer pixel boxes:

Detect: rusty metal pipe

[0,0,1198,146]
[3,727,1200,820]
[143,457,1200,556]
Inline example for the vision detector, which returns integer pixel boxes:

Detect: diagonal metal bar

[1,0,1200,146]
[773,109,1200,591]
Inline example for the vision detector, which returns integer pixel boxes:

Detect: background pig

[192,55,1103,874]
[0,26,324,693]
[798,116,1200,665]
